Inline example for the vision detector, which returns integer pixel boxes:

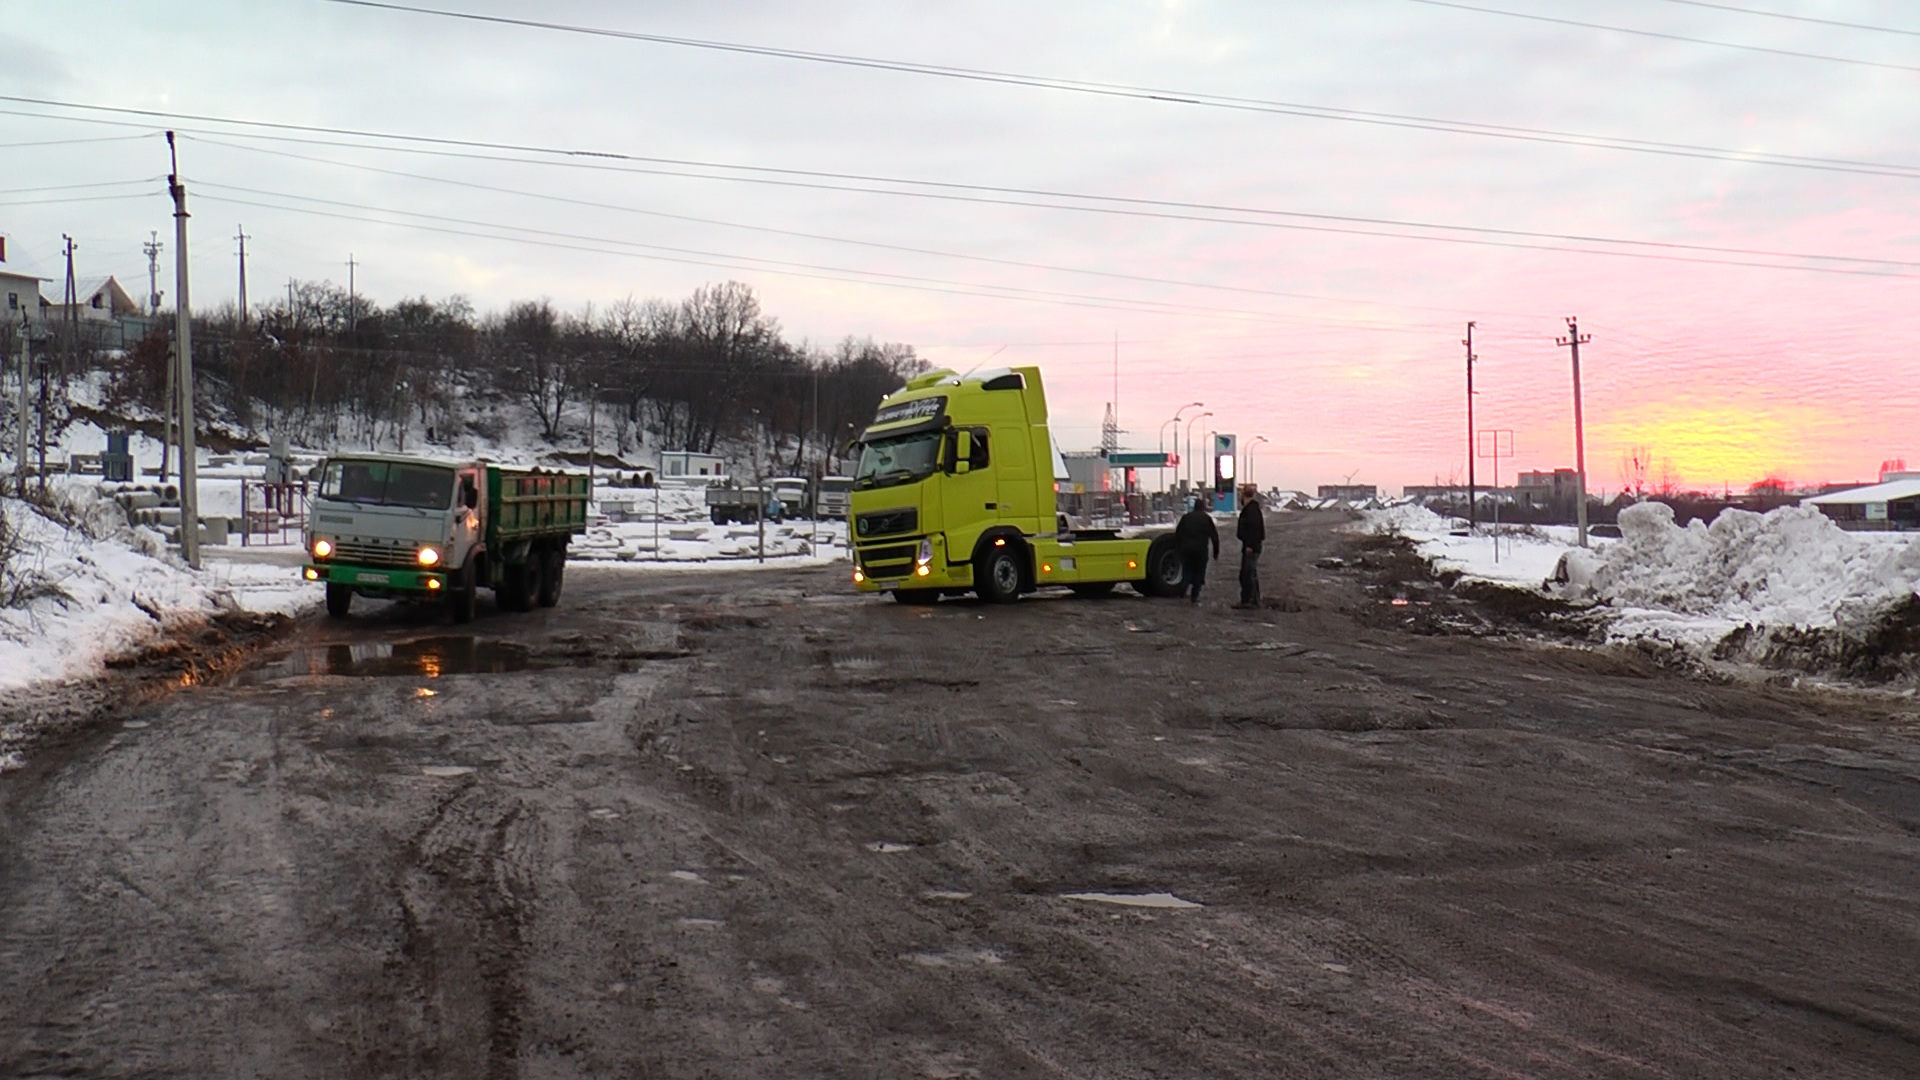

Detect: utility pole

[1555,316,1592,548]
[142,231,165,316]
[61,234,77,379]
[346,254,357,332]
[14,312,28,492]
[587,382,597,491]
[1463,321,1477,530]
[168,131,201,569]
[234,225,251,327]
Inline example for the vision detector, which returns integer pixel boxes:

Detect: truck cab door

[940,427,996,542]
[454,470,483,563]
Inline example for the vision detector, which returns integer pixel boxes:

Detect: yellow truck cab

[848,366,1187,603]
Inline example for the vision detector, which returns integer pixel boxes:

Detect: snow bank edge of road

[1362,502,1920,680]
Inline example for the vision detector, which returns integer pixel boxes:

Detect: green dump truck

[302,454,588,622]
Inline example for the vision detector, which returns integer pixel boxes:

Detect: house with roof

[0,266,46,324]
[1802,472,1920,531]
[44,275,142,323]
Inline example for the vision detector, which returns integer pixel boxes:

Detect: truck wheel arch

[971,529,1033,594]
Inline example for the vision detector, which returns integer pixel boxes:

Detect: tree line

[98,280,925,473]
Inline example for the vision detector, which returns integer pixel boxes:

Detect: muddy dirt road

[4,515,1918,1078]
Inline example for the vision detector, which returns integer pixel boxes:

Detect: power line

[6,96,1915,274]
[1655,0,1920,38]
[12,59,1920,185]
[1405,0,1920,73]
[185,133,1550,320]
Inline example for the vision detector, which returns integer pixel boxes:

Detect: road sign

[1106,451,1171,467]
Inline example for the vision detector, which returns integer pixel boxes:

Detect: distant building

[1803,478,1920,531]
[1516,468,1578,509]
[1403,484,1465,500]
[0,267,45,321]
[1317,483,1378,502]
[44,275,142,323]
[658,450,727,480]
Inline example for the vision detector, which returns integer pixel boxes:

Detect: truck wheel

[504,556,543,612]
[711,508,726,525]
[892,588,939,605]
[325,583,353,619]
[1070,582,1116,599]
[537,548,565,608]
[449,562,476,624]
[1140,535,1186,598]
[976,545,1022,604]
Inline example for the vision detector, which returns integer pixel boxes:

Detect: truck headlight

[417,546,441,567]
[917,539,933,565]
[312,538,333,559]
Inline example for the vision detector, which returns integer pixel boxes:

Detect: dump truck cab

[848,366,1184,603]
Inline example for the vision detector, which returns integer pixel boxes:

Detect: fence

[239,480,309,546]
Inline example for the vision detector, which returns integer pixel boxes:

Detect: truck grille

[857,543,918,577]
[331,541,418,568]
[855,507,917,539]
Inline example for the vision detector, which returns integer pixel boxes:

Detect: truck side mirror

[951,430,972,475]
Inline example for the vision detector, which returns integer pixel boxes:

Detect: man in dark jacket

[1174,496,1220,604]
[1235,494,1266,609]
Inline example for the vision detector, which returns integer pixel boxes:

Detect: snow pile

[1358,503,1456,537]
[1571,502,1920,646]
[0,489,317,694]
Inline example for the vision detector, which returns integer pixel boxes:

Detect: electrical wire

[1655,0,1920,38]
[5,95,1914,276]
[184,134,1554,321]
[317,1,1920,179]
[1404,0,1920,73]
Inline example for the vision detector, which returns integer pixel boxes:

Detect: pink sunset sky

[3,0,1916,493]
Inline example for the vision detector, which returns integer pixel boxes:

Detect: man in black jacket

[1235,494,1266,609]
[1174,496,1219,604]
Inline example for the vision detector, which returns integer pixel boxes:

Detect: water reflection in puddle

[238,637,552,682]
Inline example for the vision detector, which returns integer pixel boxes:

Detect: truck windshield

[854,433,940,490]
[319,460,455,510]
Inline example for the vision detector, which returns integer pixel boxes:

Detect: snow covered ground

[1364,502,1920,653]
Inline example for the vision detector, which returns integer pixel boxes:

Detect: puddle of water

[421,765,474,778]
[122,720,151,730]
[237,637,555,683]
[922,890,973,901]
[669,869,707,884]
[1321,962,1352,974]
[586,807,619,820]
[677,917,723,928]
[1062,891,1203,910]
[866,841,914,853]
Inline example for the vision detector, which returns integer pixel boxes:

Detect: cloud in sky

[3,0,1918,492]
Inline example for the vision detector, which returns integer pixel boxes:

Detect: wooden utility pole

[1555,316,1592,548]
[1463,321,1477,529]
[13,312,28,491]
[61,234,77,378]
[346,254,357,331]
[168,131,200,569]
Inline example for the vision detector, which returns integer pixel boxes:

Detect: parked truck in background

[847,366,1185,603]
[815,475,854,520]
[303,454,587,622]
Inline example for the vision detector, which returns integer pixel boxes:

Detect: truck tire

[711,508,727,525]
[501,557,541,612]
[537,547,565,608]
[1069,582,1116,599]
[325,583,353,619]
[449,561,476,624]
[976,545,1023,604]
[1140,535,1186,598]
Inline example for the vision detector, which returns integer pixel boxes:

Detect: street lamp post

[1184,411,1212,498]
[1163,401,1202,495]
[1247,435,1269,491]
